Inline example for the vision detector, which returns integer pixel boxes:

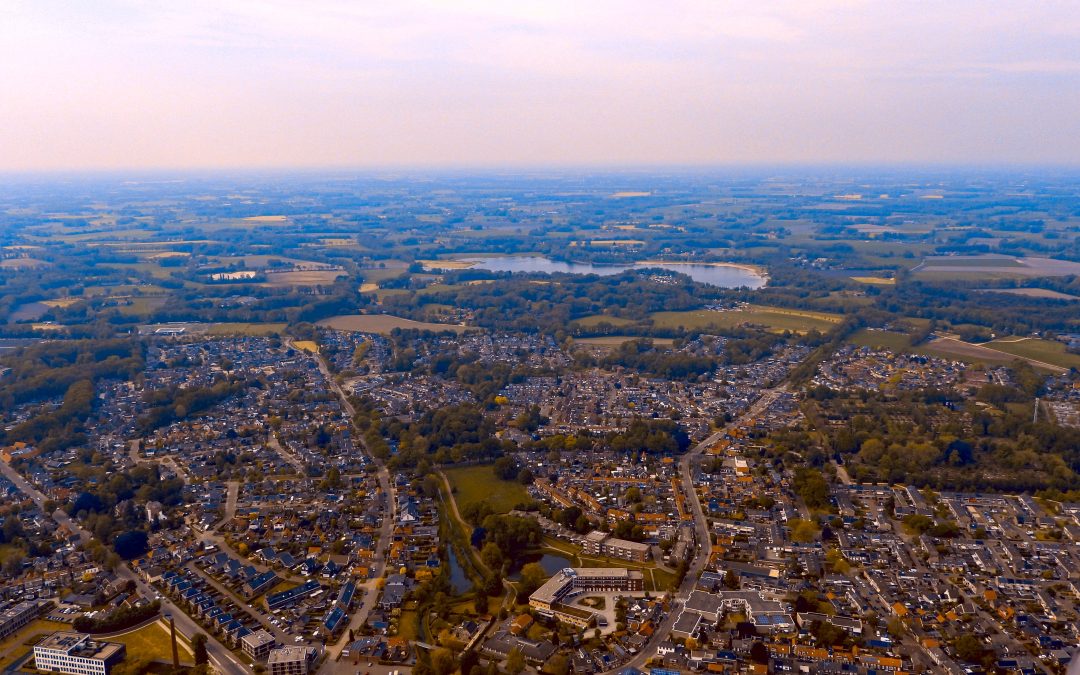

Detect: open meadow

[318,314,471,334]
[650,305,840,334]
[443,464,530,514]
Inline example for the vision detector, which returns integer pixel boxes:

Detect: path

[215,481,240,530]
[437,471,517,612]
[266,432,306,474]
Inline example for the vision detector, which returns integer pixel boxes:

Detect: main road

[601,384,788,674]
[295,338,397,661]
[0,458,250,675]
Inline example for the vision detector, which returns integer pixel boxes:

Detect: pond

[461,256,765,289]
[447,547,471,594]
[508,552,573,580]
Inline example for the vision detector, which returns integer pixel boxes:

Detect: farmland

[977,288,1079,300]
[318,314,472,334]
[650,305,840,334]
[575,336,674,347]
[982,338,1080,370]
[847,329,912,351]
[915,337,1068,373]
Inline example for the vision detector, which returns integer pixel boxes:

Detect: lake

[462,256,766,289]
[508,552,573,580]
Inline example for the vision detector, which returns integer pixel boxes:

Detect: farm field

[318,314,471,334]
[977,288,1079,300]
[572,314,638,328]
[291,340,319,353]
[915,337,1066,373]
[650,305,840,334]
[443,464,530,515]
[575,336,673,347]
[982,338,1080,369]
[847,329,912,351]
[205,323,288,336]
[913,255,1080,278]
[262,270,344,286]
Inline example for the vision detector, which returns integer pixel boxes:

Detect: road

[216,481,240,530]
[0,458,250,675]
[266,431,306,474]
[601,385,788,674]
[298,339,397,661]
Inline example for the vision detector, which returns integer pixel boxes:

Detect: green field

[108,621,193,665]
[983,338,1080,369]
[444,464,530,514]
[650,305,840,334]
[847,329,912,351]
[572,314,638,328]
[575,336,674,347]
[206,322,288,336]
[318,314,471,335]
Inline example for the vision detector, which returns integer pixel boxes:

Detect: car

[295,636,303,642]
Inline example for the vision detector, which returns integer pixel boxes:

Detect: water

[463,256,765,289]
[508,553,573,580]
[447,547,471,594]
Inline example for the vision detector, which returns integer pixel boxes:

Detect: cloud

[1,1,1079,169]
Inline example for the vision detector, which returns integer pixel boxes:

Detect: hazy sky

[2,0,1080,170]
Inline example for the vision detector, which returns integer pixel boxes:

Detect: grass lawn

[847,329,912,351]
[0,543,27,565]
[396,610,419,640]
[109,621,193,665]
[538,538,676,592]
[0,619,70,655]
[318,314,471,335]
[650,305,840,334]
[982,338,1080,369]
[444,464,531,515]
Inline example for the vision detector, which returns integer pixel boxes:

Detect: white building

[33,632,126,675]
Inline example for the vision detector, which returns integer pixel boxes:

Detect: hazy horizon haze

[2,1,1080,171]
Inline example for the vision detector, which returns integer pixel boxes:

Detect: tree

[789,518,820,543]
[953,634,986,664]
[723,569,739,589]
[192,634,208,665]
[480,542,504,570]
[431,648,457,675]
[112,530,149,559]
[518,562,547,599]
[793,468,830,510]
[544,653,570,675]
[493,457,518,481]
[749,641,769,665]
[506,648,526,675]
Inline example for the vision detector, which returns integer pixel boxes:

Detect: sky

[1,0,1080,170]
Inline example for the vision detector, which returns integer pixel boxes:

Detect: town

[1,322,1077,675]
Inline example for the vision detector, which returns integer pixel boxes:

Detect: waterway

[462,256,765,289]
